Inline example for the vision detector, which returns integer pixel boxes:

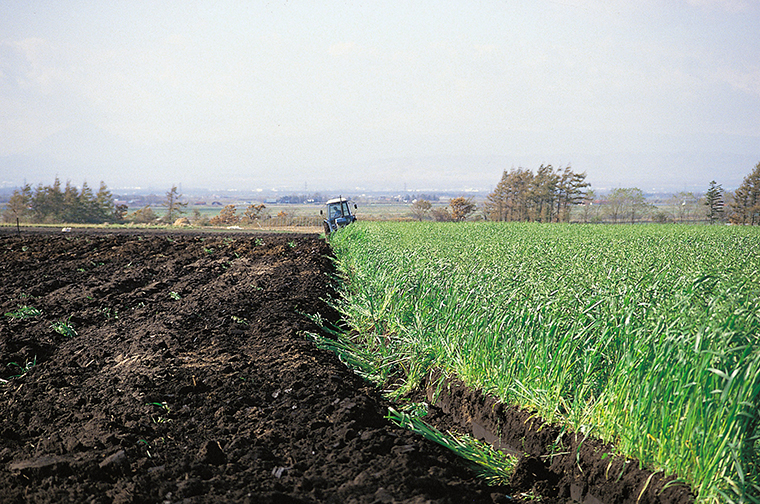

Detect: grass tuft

[6,356,37,378]
[51,318,77,338]
[387,406,517,485]
[4,305,42,319]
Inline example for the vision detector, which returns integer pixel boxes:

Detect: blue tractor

[321,197,357,236]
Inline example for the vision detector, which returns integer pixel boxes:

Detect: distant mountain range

[0,123,755,194]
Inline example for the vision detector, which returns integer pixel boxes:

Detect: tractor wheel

[323,222,331,237]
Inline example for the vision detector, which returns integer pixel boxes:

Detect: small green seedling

[231,315,249,325]
[4,306,42,319]
[147,401,172,424]
[138,439,152,458]
[51,319,77,338]
[7,356,37,378]
[169,292,181,300]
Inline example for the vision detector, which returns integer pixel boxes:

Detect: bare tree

[164,186,187,223]
[410,199,432,221]
[2,184,33,223]
[669,191,698,223]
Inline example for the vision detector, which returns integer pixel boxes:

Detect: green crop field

[328,222,760,503]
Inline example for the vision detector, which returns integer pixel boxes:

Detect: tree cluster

[3,178,124,224]
[206,204,267,226]
[410,197,477,222]
[485,165,589,222]
[666,192,700,223]
[729,162,760,225]
[605,187,651,224]
[125,185,187,225]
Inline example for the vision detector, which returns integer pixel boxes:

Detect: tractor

[321,197,357,236]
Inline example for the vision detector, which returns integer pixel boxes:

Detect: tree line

[663,163,759,225]
[481,162,759,225]
[3,178,125,224]
[408,161,759,225]
[484,165,589,222]
[408,164,590,224]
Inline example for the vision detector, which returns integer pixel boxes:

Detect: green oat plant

[305,316,399,389]
[387,406,516,486]
[6,356,37,379]
[51,318,77,338]
[328,221,760,504]
[147,401,172,424]
[4,305,42,319]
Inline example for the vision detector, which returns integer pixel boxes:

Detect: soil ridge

[417,374,696,504]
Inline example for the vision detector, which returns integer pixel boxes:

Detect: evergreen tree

[729,162,760,225]
[530,165,559,222]
[96,181,115,222]
[47,177,65,222]
[704,180,724,224]
[62,180,80,223]
[78,182,98,223]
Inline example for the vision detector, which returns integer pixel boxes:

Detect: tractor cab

[321,197,357,235]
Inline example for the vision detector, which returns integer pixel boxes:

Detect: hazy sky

[1,0,758,191]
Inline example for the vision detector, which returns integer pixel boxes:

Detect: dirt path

[0,228,695,503]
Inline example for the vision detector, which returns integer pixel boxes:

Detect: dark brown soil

[0,228,696,504]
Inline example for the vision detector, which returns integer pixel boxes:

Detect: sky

[0,0,758,193]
